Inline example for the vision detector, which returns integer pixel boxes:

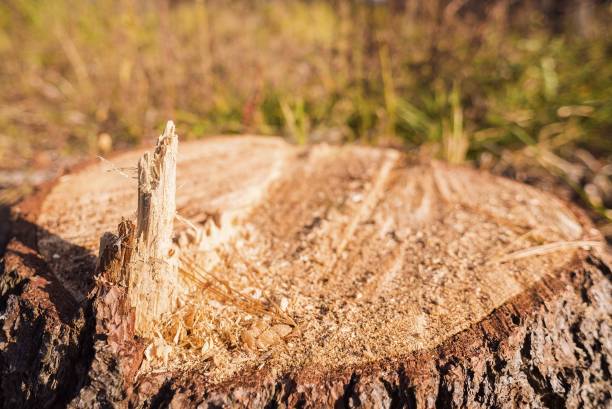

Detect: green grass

[0,0,611,220]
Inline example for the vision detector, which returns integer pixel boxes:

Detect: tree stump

[1,125,610,408]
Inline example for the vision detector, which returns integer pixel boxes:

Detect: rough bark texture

[70,219,146,408]
[0,220,89,408]
[0,136,610,408]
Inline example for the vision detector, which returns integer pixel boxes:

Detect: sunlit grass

[0,0,610,219]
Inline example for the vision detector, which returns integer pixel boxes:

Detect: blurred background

[0,0,610,240]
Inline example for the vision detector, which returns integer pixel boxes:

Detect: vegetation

[0,0,610,229]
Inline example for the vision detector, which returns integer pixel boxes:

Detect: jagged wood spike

[130,120,180,335]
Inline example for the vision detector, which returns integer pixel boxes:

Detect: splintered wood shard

[96,219,135,288]
[130,120,180,335]
[136,121,177,258]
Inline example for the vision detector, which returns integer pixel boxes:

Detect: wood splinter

[99,120,182,336]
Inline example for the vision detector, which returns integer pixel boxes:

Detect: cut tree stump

[1,125,610,408]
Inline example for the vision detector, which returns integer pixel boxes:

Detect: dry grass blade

[230,244,297,327]
[97,156,137,179]
[175,212,202,232]
[179,252,295,327]
[491,240,602,264]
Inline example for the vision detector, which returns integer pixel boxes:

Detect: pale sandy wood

[130,121,180,335]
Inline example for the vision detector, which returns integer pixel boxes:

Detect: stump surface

[2,136,610,408]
